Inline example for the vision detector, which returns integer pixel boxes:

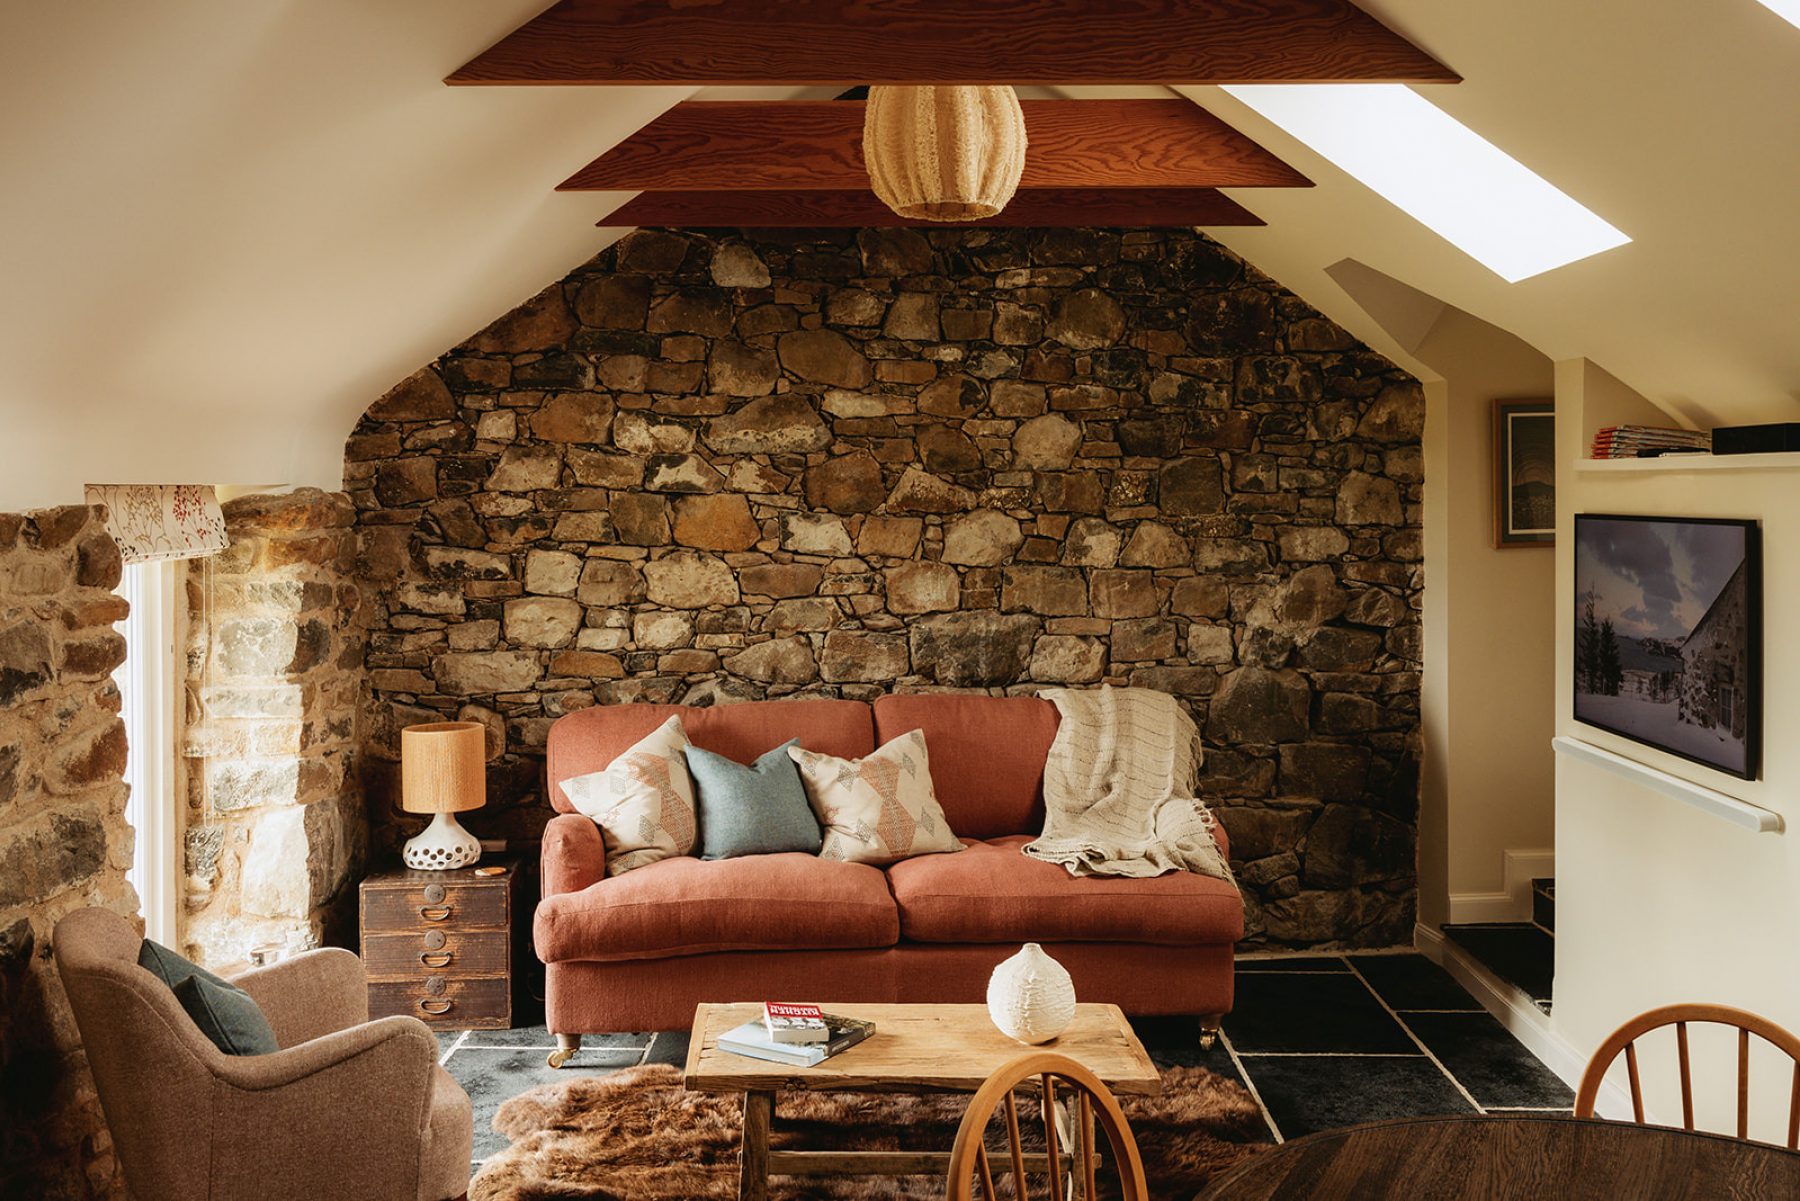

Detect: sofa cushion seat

[886,835,1244,946]
[535,853,900,963]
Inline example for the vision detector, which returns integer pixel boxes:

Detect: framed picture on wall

[1494,399,1555,548]
[1573,514,1761,780]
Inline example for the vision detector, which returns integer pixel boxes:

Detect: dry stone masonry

[181,490,368,965]
[0,505,132,1200]
[349,227,1425,947]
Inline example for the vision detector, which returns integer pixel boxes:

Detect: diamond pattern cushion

[788,730,963,866]
[560,714,697,877]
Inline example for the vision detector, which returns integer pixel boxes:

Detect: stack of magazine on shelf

[1589,425,1712,459]
[718,1003,876,1067]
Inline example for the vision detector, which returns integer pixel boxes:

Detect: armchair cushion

[138,937,231,991]
[173,973,279,1056]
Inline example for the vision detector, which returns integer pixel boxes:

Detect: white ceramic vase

[986,942,1077,1044]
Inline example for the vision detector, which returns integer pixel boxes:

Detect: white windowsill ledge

[1552,736,1782,834]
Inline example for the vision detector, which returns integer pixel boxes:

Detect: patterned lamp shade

[863,85,1028,222]
[401,722,486,815]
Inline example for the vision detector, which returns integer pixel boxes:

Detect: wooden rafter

[449,0,1457,86]
[596,188,1265,228]
[561,100,1311,192]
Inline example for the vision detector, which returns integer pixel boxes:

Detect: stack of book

[1589,425,1712,459]
[717,1003,876,1067]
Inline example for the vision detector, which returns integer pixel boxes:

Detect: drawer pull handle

[418,905,452,921]
[419,951,453,968]
[418,999,453,1016]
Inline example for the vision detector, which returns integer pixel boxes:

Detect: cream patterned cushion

[788,730,963,866]
[560,715,697,877]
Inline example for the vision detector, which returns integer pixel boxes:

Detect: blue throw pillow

[689,739,823,860]
[139,939,279,1055]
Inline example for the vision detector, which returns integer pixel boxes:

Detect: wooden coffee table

[685,1002,1161,1201]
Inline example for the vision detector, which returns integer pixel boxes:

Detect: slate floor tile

[1224,972,1415,1054]
[1133,1015,1242,1077]
[1443,924,1555,1005]
[1404,1012,1575,1109]
[1349,954,1482,1012]
[457,1025,651,1051]
[1235,955,1352,973]
[1239,1054,1477,1140]
[448,1047,645,1160]
[643,1029,692,1067]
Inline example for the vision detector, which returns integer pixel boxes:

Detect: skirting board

[1414,923,1638,1122]
[1448,848,1555,924]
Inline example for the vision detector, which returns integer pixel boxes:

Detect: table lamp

[401,721,485,870]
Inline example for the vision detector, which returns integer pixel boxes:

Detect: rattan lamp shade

[863,85,1027,222]
[401,722,486,815]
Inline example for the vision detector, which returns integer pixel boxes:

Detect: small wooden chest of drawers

[358,856,525,1030]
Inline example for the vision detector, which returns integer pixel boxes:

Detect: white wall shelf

[1578,452,1800,474]
[1552,736,1782,833]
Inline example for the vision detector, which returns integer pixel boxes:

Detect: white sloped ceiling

[0,0,1795,510]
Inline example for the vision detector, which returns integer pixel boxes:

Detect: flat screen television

[1572,514,1761,780]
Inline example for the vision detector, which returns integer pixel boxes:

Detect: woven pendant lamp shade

[864,85,1028,222]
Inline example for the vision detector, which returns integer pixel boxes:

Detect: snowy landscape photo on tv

[1573,514,1761,779]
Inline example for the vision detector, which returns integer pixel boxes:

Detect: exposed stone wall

[0,506,131,1200]
[181,489,367,966]
[349,227,1425,947]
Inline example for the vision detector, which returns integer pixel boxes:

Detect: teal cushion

[173,973,280,1056]
[138,938,235,992]
[139,939,279,1056]
[690,739,823,860]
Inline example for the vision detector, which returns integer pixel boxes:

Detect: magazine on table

[762,1001,829,1045]
[719,1011,875,1067]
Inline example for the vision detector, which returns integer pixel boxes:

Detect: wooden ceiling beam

[561,100,1310,192]
[596,188,1266,229]
[449,0,1457,86]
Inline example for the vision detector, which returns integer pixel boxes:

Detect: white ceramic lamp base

[402,811,481,871]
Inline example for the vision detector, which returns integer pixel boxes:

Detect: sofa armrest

[1209,810,1231,861]
[543,812,606,897]
[231,946,369,1047]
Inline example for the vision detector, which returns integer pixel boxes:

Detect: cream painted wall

[1417,311,1557,920]
[1551,359,1800,1141]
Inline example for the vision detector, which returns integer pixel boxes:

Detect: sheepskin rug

[471,1063,1265,1200]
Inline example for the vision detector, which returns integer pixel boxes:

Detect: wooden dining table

[1197,1114,1800,1200]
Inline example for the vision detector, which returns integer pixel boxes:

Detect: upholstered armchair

[54,908,471,1201]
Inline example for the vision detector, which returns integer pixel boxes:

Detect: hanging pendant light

[863,85,1028,222]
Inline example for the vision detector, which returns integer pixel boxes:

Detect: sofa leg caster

[548,1034,581,1069]
[1198,1016,1223,1051]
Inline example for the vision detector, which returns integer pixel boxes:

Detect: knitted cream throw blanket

[1024,686,1232,881]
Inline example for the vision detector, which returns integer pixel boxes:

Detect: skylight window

[1754,0,1800,30]
[1220,84,1629,283]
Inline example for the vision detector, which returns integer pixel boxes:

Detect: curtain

[84,484,228,564]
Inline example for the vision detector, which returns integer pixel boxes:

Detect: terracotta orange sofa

[536,695,1241,1064]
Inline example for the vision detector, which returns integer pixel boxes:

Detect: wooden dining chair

[1574,1003,1800,1147]
[946,1052,1148,1201]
